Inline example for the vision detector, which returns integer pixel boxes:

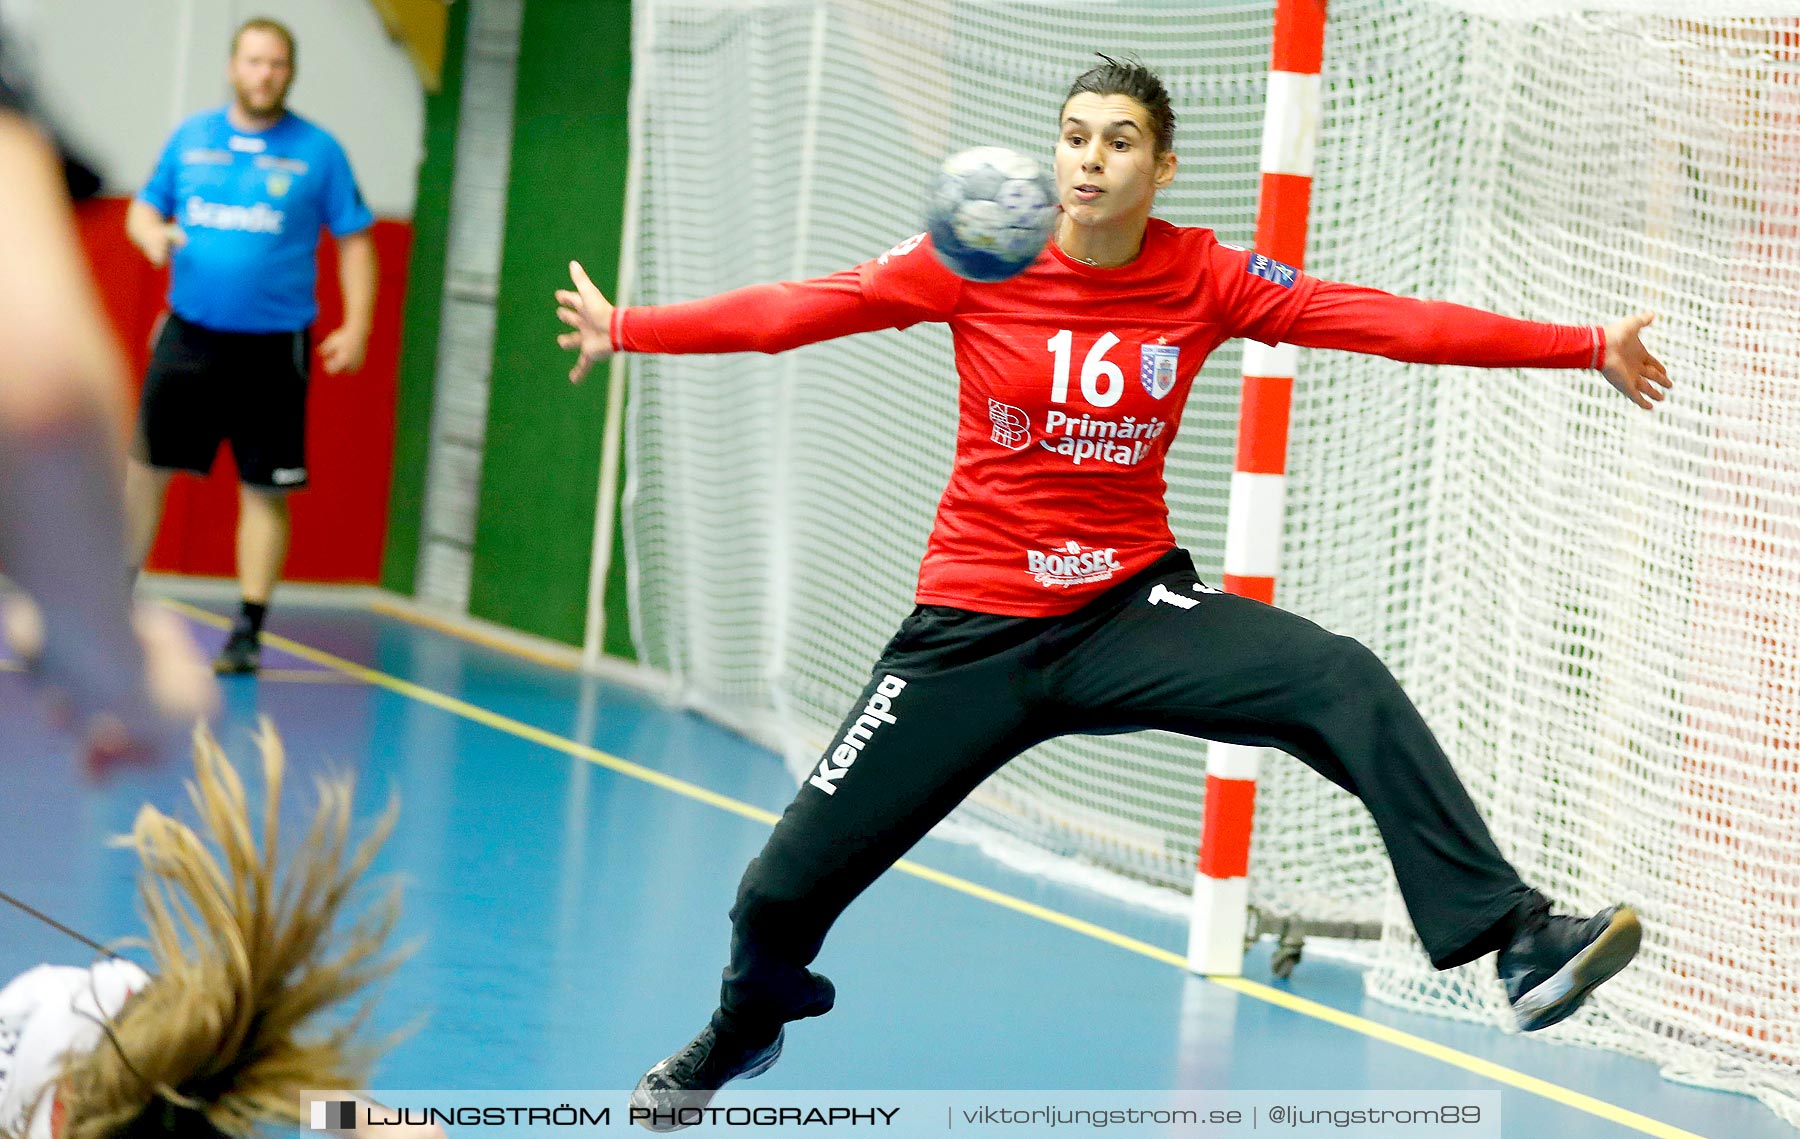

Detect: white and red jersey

[0,960,150,1139]
[615,218,1601,615]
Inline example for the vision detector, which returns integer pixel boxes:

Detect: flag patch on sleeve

[1247,254,1298,288]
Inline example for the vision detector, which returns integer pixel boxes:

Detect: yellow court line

[880,869,1701,1139]
[2,662,351,686]
[158,598,1707,1139]
[164,599,779,829]
[1207,976,1706,1139]
[258,668,369,685]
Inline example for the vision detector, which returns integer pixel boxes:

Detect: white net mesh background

[625,0,1273,884]
[1304,6,1800,1122]
[621,0,1800,1125]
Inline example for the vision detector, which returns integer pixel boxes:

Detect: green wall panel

[381,0,469,597]
[468,0,631,648]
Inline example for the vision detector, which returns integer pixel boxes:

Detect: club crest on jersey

[1139,340,1179,399]
[1247,253,1298,288]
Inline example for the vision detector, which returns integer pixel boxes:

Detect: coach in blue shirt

[123,17,376,675]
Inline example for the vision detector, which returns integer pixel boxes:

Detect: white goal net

[619,0,1800,1126]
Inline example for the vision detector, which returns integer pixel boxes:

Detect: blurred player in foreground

[556,57,1666,1130]
[0,45,215,772]
[0,723,443,1139]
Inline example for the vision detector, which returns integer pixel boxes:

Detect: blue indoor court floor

[0,593,1789,1139]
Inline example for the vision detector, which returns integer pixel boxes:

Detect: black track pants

[711,548,1540,1038]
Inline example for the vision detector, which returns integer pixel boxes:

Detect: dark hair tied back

[1064,53,1176,155]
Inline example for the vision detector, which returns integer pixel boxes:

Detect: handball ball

[925,146,1058,282]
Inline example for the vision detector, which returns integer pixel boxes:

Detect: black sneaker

[1498,904,1641,1031]
[213,628,261,675]
[629,1024,784,1133]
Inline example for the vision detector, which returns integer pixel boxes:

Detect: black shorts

[132,312,311,489]
[714,547,1536,1035]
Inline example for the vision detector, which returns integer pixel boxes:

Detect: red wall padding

[73,197,411,584]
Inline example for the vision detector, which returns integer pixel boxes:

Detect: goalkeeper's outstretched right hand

[555,259,615,383]
[1599,311,1671,410]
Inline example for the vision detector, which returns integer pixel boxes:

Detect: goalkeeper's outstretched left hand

[555,260,615,383]
[1600,312,1671,410]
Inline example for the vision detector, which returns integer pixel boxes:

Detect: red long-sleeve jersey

[614,219,1602,615]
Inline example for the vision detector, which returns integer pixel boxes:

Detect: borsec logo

[1027,540,1121,588]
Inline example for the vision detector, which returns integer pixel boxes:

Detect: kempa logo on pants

[1147,580,1220,609]
[810,675,907,795]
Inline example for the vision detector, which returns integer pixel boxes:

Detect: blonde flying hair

[50,721,405,1139]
